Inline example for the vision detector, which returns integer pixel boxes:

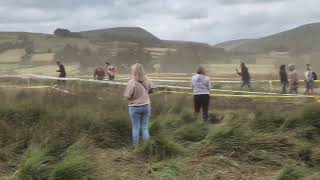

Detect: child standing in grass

[124,63,155,146]
[191,66,211,122]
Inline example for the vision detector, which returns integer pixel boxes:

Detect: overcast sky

[0,0,319,44]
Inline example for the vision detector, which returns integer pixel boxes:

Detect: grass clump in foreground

[175,121,208,142]
[49,138,96,180]
[277,164,311,180]
[152,162,184,180]
[2,87,320,179]
[15,145,52,180]
[90,114,131,148]
[253,110,285,133]
[137,135,186,161]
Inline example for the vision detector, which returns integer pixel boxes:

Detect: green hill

[79,27,162,45]
[213,39,254,51]
[231,23,320,53]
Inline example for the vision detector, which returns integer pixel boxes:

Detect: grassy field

[0,49,25,63]
[15,64,80,76]
[31,53,55,62]
[0,64,80,76]
[208,64,277,78]
[0,79,319,179]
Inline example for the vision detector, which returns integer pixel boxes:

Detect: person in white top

[191,66,211,121]
[305,64,314,95]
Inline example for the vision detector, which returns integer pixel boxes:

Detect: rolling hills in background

[216,23,320,54]
[1,22,320,74]
[79,27,162,45]
[3,22,320,56]
[213,39,254,51]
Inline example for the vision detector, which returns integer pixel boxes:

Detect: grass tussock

[301,105,320,128]
[285,105,320,129]
[49,138,96,180]
[179,110,196,123]
[149,114,182,136]
[277,164,310,180]
[137,135,186,161]
[254,110,286,132]
[206,126,250,155]
[15,145,52,180]
[0,85,320,179]
[175,121,208,142]
[91,114,131,148]
[152,162,184,180]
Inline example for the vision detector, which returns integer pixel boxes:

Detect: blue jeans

[128,104,151,145]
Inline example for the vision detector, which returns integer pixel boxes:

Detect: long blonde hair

[131,63,147,82]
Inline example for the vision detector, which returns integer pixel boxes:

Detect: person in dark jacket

[236,62,252,91]
[56,61,66,86]
[279,64,288,94]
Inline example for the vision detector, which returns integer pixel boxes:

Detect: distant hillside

[232,23,320,53]
[163,40,211,48]
[213,39,254,51]
[79,27,162,45]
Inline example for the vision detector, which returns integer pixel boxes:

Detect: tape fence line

[23,74,320,97]
[0,85,51,89]
[0,74,317,99]
[1,74,319,84]
[157,90,315,99]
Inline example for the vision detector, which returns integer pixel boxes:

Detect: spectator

[288,64,299,94]
[94,67,105,80]
[123,63,155,146]
[105,62,116,80]
[236,62,252,91]
[191,65,211,121]
[279,64,288,94]
[56,61,66,86]
[305,64,315,95]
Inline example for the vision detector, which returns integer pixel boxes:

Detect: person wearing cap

[288,64,299,94]
[305,64,314,95]
[236,62,252,91]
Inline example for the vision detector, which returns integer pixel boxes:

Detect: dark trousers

[58,75,66,86]
[97,76,105,81]
[108,75,115,81]
[194,94,210,121]
[280,82,288,94]
[241,81,252,91]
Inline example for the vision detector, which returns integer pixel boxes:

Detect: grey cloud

[217,0,288,5]
[177,8,208,20]
[0,0,115,10]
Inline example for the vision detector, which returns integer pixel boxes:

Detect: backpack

[312,72,318,80]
